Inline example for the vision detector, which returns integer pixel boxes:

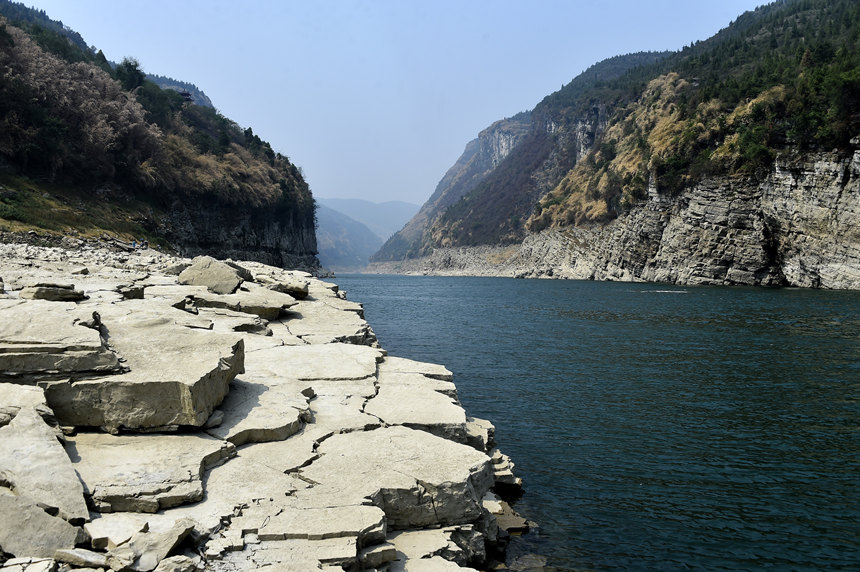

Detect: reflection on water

[336,276,860,571]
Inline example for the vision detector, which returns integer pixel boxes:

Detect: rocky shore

[0,242,526,571]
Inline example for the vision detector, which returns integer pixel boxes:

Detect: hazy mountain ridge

[317,198,419,241]
[315,204,384,272]
[370,0,860,288]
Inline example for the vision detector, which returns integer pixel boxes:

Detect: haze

[25,0,763,204]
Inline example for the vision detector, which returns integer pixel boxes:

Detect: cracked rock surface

[0,244,524,571]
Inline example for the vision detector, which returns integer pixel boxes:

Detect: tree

[116,56,145,91]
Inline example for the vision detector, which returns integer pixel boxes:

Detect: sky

[25,0,765,205]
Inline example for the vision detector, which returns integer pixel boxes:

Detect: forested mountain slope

[0,2,317,268]
[370,0,860,288]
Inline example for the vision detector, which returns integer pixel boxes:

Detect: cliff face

[368,147,860,289]
[372,113,532,261]
[162,198,319,270]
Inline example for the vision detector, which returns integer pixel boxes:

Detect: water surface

[336,275,860,571]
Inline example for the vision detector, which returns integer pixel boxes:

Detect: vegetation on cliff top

[412,0,860,250]
[0,2,314,244]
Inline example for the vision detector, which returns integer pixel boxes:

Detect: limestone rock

[106,517,195,572]
[85,513,150,550]
[43,302,244,431]
[178,256,244,295]
[19,284,86,302]
[243,343,381,382]
[204,377,310,446]
[285,296,377,345]
[299,426,494,529]
[233,502,386,544]
[0,491,84,559]
[66,432,235,513]
[218,538,357,570]
[151,555,195,572]
[379,355,454,381]
[0,407,88,523]
[364,383,468,444]
[0,558,57,572]
[0,299,121,383]
[266,277,309,299]
[53,548,107,568]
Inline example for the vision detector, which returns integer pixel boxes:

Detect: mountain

[317,198,419,241]
[315,205,383,272]
[369,0,860,289]
[0,2,317,269]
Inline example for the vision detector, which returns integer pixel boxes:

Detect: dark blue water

[334,275,860,571]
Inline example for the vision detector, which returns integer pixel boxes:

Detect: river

[334,274,859,571]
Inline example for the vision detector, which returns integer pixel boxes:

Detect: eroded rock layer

[0,243,523,571]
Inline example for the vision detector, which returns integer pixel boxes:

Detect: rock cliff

[0,243,525,571]
[368,147,860,289]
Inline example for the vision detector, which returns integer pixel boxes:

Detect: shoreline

[0,241,529,571]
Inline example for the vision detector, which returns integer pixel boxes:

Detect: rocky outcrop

[0,243,524,571]
[368,148,860,289]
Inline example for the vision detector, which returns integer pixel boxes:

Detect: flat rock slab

[379,356,453,381]
[364,384,468,444]
[205,377,311,446]
[285,298,374,345]
[234,501,385,544]
[0,491,84,559]
[236,427,324,475]
[377,368,459,399]
[43,301,244,431]
[0,299,121,382]
[299,426,494,529]
[219,538,358,570]
[0,407,88,523]
[243,343,382,382]
[66,432,235,513]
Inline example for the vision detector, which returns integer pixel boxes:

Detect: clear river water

[334,274,859,571]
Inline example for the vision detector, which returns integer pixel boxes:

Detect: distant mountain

[315,205,383,272]
[317,198,419,241]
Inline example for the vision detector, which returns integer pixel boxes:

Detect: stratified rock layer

[0,243,523,571]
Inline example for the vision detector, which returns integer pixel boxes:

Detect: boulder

[0,407,88,523]
[178,256,244,295]
[66,432,235,513]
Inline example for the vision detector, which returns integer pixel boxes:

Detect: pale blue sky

[26,0,763,204]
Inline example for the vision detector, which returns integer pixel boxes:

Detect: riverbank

[0,242,526,571]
